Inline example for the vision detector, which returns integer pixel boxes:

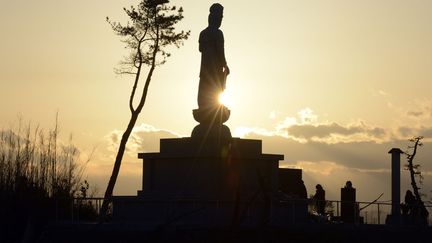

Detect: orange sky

[1,0,432,203]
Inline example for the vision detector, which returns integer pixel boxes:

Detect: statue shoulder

[199,27,223,41]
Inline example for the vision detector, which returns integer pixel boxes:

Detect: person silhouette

[313,184,326,215]
[345,180,353,189]
[197,3,230,109]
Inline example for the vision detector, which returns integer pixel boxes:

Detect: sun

[218,91,232,107]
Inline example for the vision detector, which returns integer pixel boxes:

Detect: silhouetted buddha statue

[192,3,231,139]
[197,3,230,108]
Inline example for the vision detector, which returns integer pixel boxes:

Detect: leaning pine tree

[100,0,190,221]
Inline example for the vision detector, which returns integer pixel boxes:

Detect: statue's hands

[224,65,230,76]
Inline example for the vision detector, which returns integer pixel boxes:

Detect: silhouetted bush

[0,117,96,241]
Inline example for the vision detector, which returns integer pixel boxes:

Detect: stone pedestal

[341,187,356,223]
[278,168,308,223]
[111,106,288,226]
[112,136,284,226]
[137,137,281,199]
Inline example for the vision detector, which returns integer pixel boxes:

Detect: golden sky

[1,0,432,202]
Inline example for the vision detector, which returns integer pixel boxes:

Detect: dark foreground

[37,223,432,243]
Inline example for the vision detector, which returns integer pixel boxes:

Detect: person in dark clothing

[299,180,308,199]
[405,190,416,211]
[198,3,230,108]
[345,180,353,189]
[313,184,326,215]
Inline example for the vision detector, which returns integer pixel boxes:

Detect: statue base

[192,106,231,140]
[191,123,231,141]
[192,106,230,124]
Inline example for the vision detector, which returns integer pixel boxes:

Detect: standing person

[198,3,230,109]
[404,190,416,214]
[314,184,326,215]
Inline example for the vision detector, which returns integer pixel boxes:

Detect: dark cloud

[245,133,432,172]
[407,111,424,117]
[398,126,413,137]
[418,127,432,138]
[284,122,386,140]
[370,127,386,137]
[110,132,119,144]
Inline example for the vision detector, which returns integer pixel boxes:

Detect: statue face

[215,14,222,28]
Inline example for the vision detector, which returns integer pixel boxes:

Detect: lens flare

[218,91,230,106]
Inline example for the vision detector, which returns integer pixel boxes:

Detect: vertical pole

[388,148,403,225]
[336,201,339,217]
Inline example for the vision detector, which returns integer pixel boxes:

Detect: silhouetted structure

[341,181,357,223]
[313,184,326,215]
[109,5,289,227]
[278,168,308,223]
[279,169,307,199]
[113,138,283,227]
[197,3,229,109]
[386,148,403,225]
[192,3,230,139]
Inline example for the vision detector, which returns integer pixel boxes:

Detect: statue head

[208,3,223,28]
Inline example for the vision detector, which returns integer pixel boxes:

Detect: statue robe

[198,26,227,108]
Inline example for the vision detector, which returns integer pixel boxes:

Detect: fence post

[336,201,339,217]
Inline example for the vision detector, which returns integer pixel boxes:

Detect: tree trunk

[99,112,139,221]
[99,43,157,222]
[406,137,429,221]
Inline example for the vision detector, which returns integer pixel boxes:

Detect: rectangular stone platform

[112,137,287,226]
[137,137,283,200]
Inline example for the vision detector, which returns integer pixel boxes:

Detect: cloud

[270,108,388,144]
[289,161,347,176]
[247,133,389,171]
[407,111,424,117]
[378,90,389,96]
[245,131,432,201]
[285,122,387,143]
[403,98,432,122]
[93,117,432,200]
[106,123,180,155]
[298,107,318,124]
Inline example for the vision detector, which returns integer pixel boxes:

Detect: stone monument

[193,3,231,140]
[111,4,287,227]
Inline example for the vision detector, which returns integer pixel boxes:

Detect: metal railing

[56,197,431,225]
